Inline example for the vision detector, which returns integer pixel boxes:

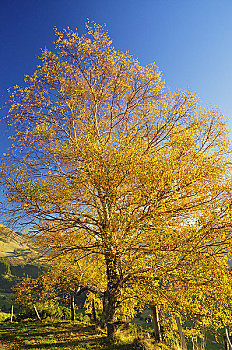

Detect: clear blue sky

[1,0,232,156]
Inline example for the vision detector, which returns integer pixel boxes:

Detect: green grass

[0,319,226,350]
[0,320,141,350]
[0,306,225,350]
[0,319,177,350]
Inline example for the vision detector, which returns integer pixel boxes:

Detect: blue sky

[1,0,232,156]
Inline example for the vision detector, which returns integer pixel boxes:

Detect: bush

[75,309,85,322]
[59,306,71,320]
[39,303,63,320]
[16,308,35,321]
[0,312,10,322]
[15,303,72,321]
[82,314,91,324]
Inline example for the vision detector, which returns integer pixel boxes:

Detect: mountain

[0,224,43,293]
[0,224,30,262]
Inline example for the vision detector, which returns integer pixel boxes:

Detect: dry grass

[0,319,186,350]
[0,224,29,260]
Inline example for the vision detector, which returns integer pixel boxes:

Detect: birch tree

[2,23,232,336]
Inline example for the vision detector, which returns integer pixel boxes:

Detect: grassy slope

[0,320,138,350]
[0,318,224,350]
[0,224,43,297]
[0,224,30,261]
[0,228,225,349]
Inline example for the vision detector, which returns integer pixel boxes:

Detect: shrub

[15,302,71,321]
[59,306,71,320]
[82,314,91,324]
[0,312,10,322]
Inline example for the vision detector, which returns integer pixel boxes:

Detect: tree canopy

[1,22,232,335]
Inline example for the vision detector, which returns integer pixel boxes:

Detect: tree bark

[102,289,119,336]
[76,285,104,298]
[102,253,123,337]
[150,304,162,342]
[75,264,121,338]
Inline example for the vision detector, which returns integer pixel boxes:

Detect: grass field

[0,320,146,350]
[0,295,225,349]
[0,318,225,350]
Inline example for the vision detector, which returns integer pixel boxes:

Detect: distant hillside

[0,224,44,293]
[0,224,30,262]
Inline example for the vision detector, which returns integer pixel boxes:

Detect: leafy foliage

[1,22,232,334]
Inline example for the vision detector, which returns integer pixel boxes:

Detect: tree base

[107,321,129,338]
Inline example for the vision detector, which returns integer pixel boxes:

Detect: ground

[0,320,141,350]
[0,318,225,350]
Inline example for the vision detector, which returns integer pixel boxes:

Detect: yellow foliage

[2,22,232,332]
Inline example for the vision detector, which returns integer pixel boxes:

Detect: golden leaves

[2,22,232,333]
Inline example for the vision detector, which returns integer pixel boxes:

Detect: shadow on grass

[22,337,136,350]
[1,320,95,332]
[0,321,137,350]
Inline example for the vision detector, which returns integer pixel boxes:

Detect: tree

[130,245,232,338]
[14,252,105,321]
[1,22,232,336]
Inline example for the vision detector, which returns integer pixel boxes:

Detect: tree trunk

[75,252,121,338]
[70,294,75,321]
[76,283,120,337]
[102,289,120,337]
[101,252,122,337]
[102,290,116,335]
[150,304,162,342]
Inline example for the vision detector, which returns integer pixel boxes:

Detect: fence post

[225,329,232,350]
[10,305,14,323]
[175,316,187,350]
[70,294,75,321]
[150,304,162,342]
[191,336,195,350]
[33,304,41,321]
